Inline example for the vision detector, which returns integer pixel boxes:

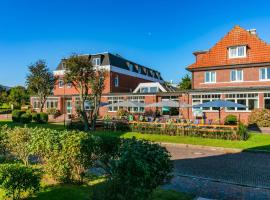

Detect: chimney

[247,29,257,35]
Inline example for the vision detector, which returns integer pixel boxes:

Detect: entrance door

[66,100,72,114]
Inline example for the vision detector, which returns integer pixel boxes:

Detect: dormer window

[62,62,66,69]
[228,46,246,58]
[138,67,142,74]
[128,63,134,71]
[92,58,101,66]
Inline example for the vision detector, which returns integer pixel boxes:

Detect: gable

[187,26,270,70]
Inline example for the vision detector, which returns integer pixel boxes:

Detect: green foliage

[0,126,9,156]
[32,129,98,183]
[98,138,173,200]
[39,113,48,123]
[0,163,41,200]
[178,74,192,90]
[32,113,41,123]
[248,109,270,127]
[20,113,32,124]
[8,86,29,109]
[237,123,249,140]
[12,110,25,123]
[46,108,60,116]
[26,60,55,112]
[130,122,241,140]
[224,114,237,125]
[0,108,12,114]
[116,109,129,119]
[6,127,32,165]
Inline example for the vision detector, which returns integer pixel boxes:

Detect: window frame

[230,69,243,82]
[228,46,247,58]
[204,71,216,83]
[59,78,64,88]
[114,75,119,87]
[92,58,101,66]
[259,68,270,81]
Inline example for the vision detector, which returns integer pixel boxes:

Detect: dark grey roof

[56,52,163,81]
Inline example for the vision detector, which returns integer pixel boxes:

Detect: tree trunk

[80,98,90,131]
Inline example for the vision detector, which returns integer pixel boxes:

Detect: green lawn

[94,131,270,152]
[0,183,192,200]
[2,119,270,152]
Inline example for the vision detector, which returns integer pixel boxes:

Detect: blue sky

[1,0,270,86]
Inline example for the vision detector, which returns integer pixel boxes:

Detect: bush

[12,110,25,123]
[0,164,41,200]
[237,123,249,140]
[20,113,32,124]
[97,138,173,200]
[248,109,270,127]
[7,127,32,165]
[32,112,48,124]
[40,112,48,123]
[46,108,60,116]
[224,114,237,125]
[32,112,41,123]
[117,109,129,119]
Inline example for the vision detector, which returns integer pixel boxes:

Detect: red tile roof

[187,25,270,70]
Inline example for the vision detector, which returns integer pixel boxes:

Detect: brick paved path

[163,144,270,199]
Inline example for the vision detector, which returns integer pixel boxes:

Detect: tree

[64,55,106,131]
[26,60,55,112]
[0,90,8,107]
[8,86,29,109]
[178,74,192,90]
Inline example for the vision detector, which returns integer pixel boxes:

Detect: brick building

[31,52,168,117]
[187,26,270,123]
[31,26,270,124]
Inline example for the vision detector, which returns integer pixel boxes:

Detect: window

[149,87,158,93]
[108,97,124,112]
[33,100,40,109]
[230,69,243,82]
[225,93,258,111]
[127,96,145,113]
[46,100,58,109]
[59,79,64,88]
[138,67,142,74]
[260,68,270,80]
[205,71,216,83]
[62,62,66,69]
[66,82,72,88]
[191,94,221,111]
[92,58,101,66]
[228,46,246,58]
[128,63,134,71]
[140,87,148,93]
[114,76,119,87]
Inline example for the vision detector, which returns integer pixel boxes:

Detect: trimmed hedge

[130,122,247,140]
[12,110,25,123]
[224,114,237,125]
[32,113,48,124]
[20,113,32,124]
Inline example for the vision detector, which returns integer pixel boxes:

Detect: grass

[94,131,270,152]
[2,119,270,152]
[0,180,192,200]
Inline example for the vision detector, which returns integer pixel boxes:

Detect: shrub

[0,164,41,200]
[12,110,25,123]
[20,113,32,124]
[98,138,173,200]
[40,112,48,123]
[45,130,98,183]
[237,123,249,140]
[46,108,60,116]
[224,114,237,125]
[116,109,129,119]
[248,109,270,127]
[32,113,41,123]
[7,127,32,165]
